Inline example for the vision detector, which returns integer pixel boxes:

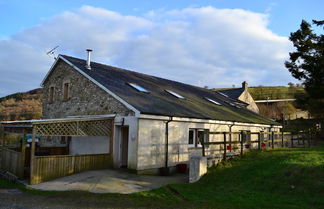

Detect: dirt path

[0,188,133,209]
[0,187,198,209]
[0,188,158,209]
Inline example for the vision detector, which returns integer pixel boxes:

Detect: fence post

[271,131,274,149]
[30,128,36,184]
[291,133,294,148]
[229,130,232,151]
[240,131,244,156]
[0,126,4,147]
[308,131,312,148]
[303,133,306,148]
[202,129,209,157]
[20,129,27,178]
[223,132,227,161]
[281,131,284,148]
[202,141,205,157]
[258,132,261,150]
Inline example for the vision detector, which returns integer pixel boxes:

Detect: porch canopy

[0,114,115,136]
[0,115,115,184]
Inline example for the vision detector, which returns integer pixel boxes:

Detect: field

[1,144,323,209]
[248,86,305,100]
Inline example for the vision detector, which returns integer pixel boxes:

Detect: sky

[0,0,323,97]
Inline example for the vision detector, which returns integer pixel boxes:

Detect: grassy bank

[168,147,324,209]
[1,145,323,209]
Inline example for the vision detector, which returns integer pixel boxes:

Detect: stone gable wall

[239,90,259,114]
[42,60,133,119]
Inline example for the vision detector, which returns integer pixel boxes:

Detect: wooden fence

[30,153,112,185]
[202,131,312,160]
[0,147,24,178]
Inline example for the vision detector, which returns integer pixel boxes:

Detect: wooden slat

[0,148,24,178]
[30,154,112,185]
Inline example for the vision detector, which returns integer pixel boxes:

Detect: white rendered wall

[137,118,280,170]
[70,136,109,155]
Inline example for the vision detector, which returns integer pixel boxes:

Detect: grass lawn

[1,144,324,209]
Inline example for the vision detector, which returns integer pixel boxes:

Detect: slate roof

[52,55,278,125]
[218,88,244,100]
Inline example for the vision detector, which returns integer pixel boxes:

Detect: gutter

[139,114,281,128]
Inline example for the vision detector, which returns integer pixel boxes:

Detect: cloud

[0,5,295,97]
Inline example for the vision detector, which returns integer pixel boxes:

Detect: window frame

[241,130,251,143]
[218,92,229,97]
[63,82,70,101]
[127,83,150,93]
[48,86,55,103]
[188,128,209,148]
[205,97,222,105]
[165,90,185,99]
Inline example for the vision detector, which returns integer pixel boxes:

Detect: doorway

[120,126,129,168]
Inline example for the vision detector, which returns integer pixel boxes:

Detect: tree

[285,20,324,118]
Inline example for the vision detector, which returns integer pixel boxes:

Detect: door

[120,126,129,168]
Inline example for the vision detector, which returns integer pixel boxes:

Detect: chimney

[242,81,248,91]
[85,49,92,70]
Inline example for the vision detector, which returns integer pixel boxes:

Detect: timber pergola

[0,115,115,184]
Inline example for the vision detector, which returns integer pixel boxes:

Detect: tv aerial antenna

[46,46,59,59]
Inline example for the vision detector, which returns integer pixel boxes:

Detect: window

[63,82,70,101]
[241,131,251,143]
[226,101,235,106]
[188,129,209,147]
[218,92,229,97]
[127,83,149,93]
[197,130,205,145]
[165,90,185,99]
[205,97,222,105]
[49,86,55,103]
[260,131,265,141]
[189,129,195,145]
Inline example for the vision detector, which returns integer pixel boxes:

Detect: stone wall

[42,60,133,119]
[239,90,260,113]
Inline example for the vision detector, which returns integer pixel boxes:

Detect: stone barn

[37,50,280,174]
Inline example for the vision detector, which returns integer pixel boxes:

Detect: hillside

[214,86,305,101]
[0,88,43,121]
[248,86,305,100]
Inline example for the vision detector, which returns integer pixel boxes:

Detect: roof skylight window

[205,97,222,105]
[127,83,149,93]
[225,101,236,107]
[218,92,229,97]
[165,90,185,99]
